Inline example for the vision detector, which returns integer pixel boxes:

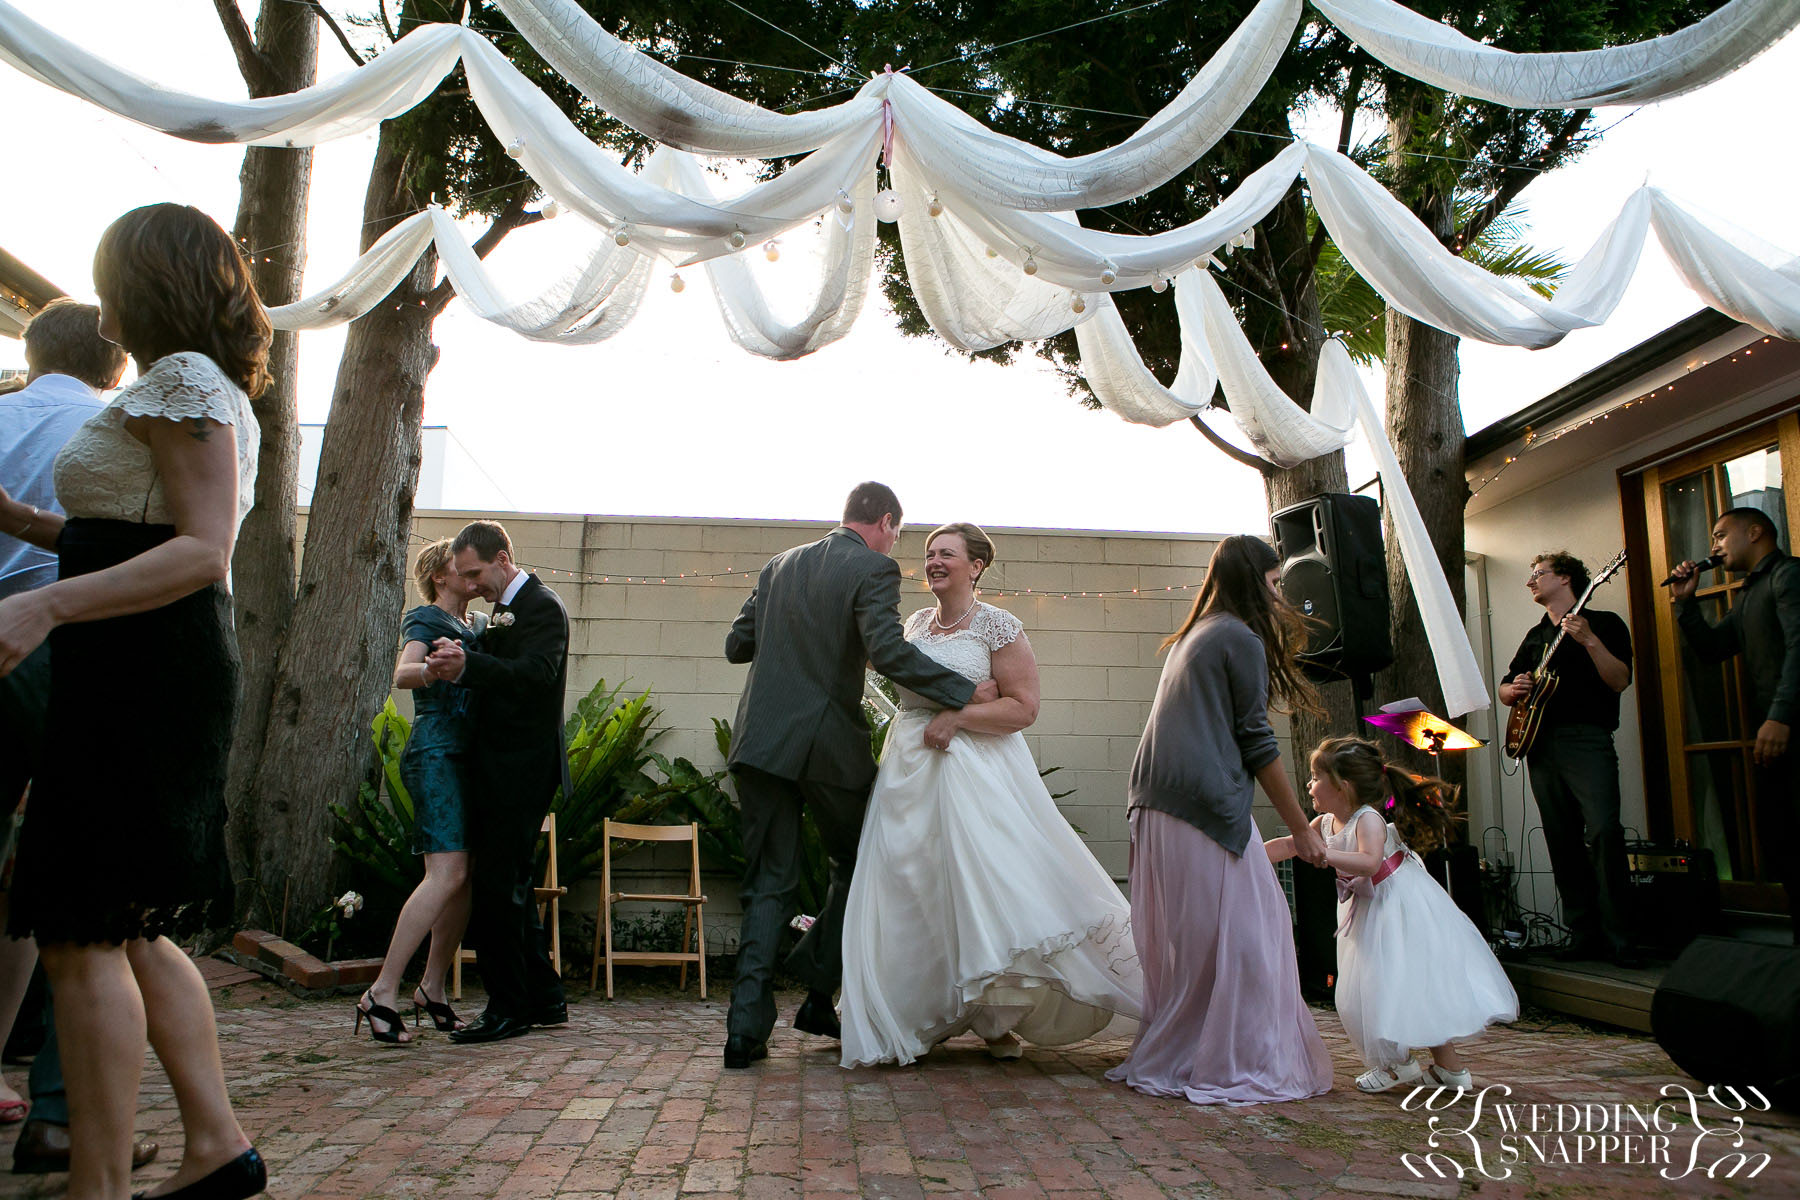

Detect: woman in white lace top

[837,523,1143,1067]
[0,205,267,1200]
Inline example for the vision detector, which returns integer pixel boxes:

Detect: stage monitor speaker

[1272,493,1393,679]
[1625,842,1721,955]
[1651,936,1800,1103]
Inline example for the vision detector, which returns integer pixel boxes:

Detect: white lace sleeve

[117,351,244,426]
[903,607,935,641]
[972,603,1024,651]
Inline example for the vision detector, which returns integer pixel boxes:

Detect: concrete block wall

[380,513,1297,955]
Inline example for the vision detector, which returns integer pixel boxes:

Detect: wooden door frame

[1631,414,1798,911]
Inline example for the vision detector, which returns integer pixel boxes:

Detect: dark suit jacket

[726,527,976,790]
[1676,548,1800,725]
[457,573,570,804]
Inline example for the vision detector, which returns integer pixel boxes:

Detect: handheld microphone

[1660,554,1723,586]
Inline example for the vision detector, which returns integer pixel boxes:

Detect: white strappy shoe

[1427,1064,1473,1090]
[1355,1059,1424,1093]
[984,1032,1025,1061]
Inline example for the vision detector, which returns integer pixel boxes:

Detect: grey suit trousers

[725,765,866,1043]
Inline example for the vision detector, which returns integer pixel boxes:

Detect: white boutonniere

[493,611,516,628]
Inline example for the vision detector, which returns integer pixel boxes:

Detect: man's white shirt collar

[499,569,529,606]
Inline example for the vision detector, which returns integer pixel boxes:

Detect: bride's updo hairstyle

[92,202,272,400]
[1165,533,1321,714]
[927,522,997,584]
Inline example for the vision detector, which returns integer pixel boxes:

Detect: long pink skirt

[1106,808,1332,1105]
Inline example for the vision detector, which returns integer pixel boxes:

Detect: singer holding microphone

[1499,552,1637,966]
[1669,507,1800,935]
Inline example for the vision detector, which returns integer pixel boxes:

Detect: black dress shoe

[530,1000,568,1027]
[723,1035,768,1069]
[13,1120,159,1174]
[793,990,841,1039]
[449,1012,533,1044]
[130,1146,264,1200]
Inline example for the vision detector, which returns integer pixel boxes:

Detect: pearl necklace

[932,596,978,631]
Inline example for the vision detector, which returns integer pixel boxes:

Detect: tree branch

[211,0,274,94]
[424,189,544,318]
[1459,108,1590,248]
[1189,413,1275,476]
[378,0,399,43]
[303,0,365,66]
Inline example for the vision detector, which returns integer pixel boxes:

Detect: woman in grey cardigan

[1106,535,1334,1105]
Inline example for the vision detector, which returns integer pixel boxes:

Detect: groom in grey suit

[722,482,994,1067]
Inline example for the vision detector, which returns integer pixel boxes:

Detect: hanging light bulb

[1022,256,1038,276]
[670,273,686,293]
[1151,277,1169,293]
[836,189,854,215]
[505,137,525,159]
[927,195,943,218]
[1070,293,1086,314]
[613,225,632,247]
[540,199,560,220]
[1099,263,1117,286]
[873,189,905,222]
[729,228,747,249]
[764,240,781,262]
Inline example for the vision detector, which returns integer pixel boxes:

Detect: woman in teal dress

[356,539,487,1043]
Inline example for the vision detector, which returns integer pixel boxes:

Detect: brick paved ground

[1,974,1794,1199]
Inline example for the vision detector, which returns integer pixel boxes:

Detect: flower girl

[1268,737,1518,1093]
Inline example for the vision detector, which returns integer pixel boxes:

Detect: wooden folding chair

[452,813,568,1001]
[591,819,707,999]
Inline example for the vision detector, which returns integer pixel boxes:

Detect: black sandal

[354,992,410,1044]
[412,985,464,1032]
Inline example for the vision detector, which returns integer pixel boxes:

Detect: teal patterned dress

[399,605,487,855]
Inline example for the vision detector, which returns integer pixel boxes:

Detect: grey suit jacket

[726,527,977,790]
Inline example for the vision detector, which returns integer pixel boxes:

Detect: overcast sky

[4,1,1797,534]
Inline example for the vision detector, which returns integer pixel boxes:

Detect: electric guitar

[1503,549,1628,761]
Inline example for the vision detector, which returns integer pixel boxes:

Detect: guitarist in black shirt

[1499,551,1637,966]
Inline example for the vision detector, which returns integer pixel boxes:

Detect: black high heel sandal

[412,985,463,1032]
[354,992,410,1045]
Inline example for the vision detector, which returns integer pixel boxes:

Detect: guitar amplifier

[1625,841,1721,955]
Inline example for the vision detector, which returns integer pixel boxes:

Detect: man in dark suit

[427,520,569,1043]
[722,482,997,1069]
[1670,506,1800,934]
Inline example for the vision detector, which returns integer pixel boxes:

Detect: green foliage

[328,700,423,911]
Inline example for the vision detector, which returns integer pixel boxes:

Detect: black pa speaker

[1291,859,1337,1000]
[1272,493,1393,679]
[1651,936,1800,1103]
[1423,843,1488,939]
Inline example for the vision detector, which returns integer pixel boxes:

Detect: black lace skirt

[7,518,238,945]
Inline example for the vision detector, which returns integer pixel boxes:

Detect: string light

[1466,338,1777,499]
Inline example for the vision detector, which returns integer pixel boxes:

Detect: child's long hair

[1311,736,1460,854]
[1164,534,1321,714]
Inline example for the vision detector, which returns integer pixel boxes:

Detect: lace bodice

[52,351,260,528]
[895,601,1023,710]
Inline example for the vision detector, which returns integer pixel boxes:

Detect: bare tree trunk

[1382,117,1470,778]
[241,122,438,929]
[218,0,319,913]
[1240,191,1359,779]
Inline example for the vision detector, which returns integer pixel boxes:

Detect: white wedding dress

[838,603,1143,1067]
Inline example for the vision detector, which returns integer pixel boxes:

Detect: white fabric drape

[1312,0,1800,108]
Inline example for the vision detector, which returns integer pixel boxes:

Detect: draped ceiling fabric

[7,0,1800,715]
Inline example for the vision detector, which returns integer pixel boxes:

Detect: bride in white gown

[838,523,1142,1067]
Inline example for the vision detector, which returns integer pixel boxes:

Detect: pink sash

[1335,849,1408,936]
